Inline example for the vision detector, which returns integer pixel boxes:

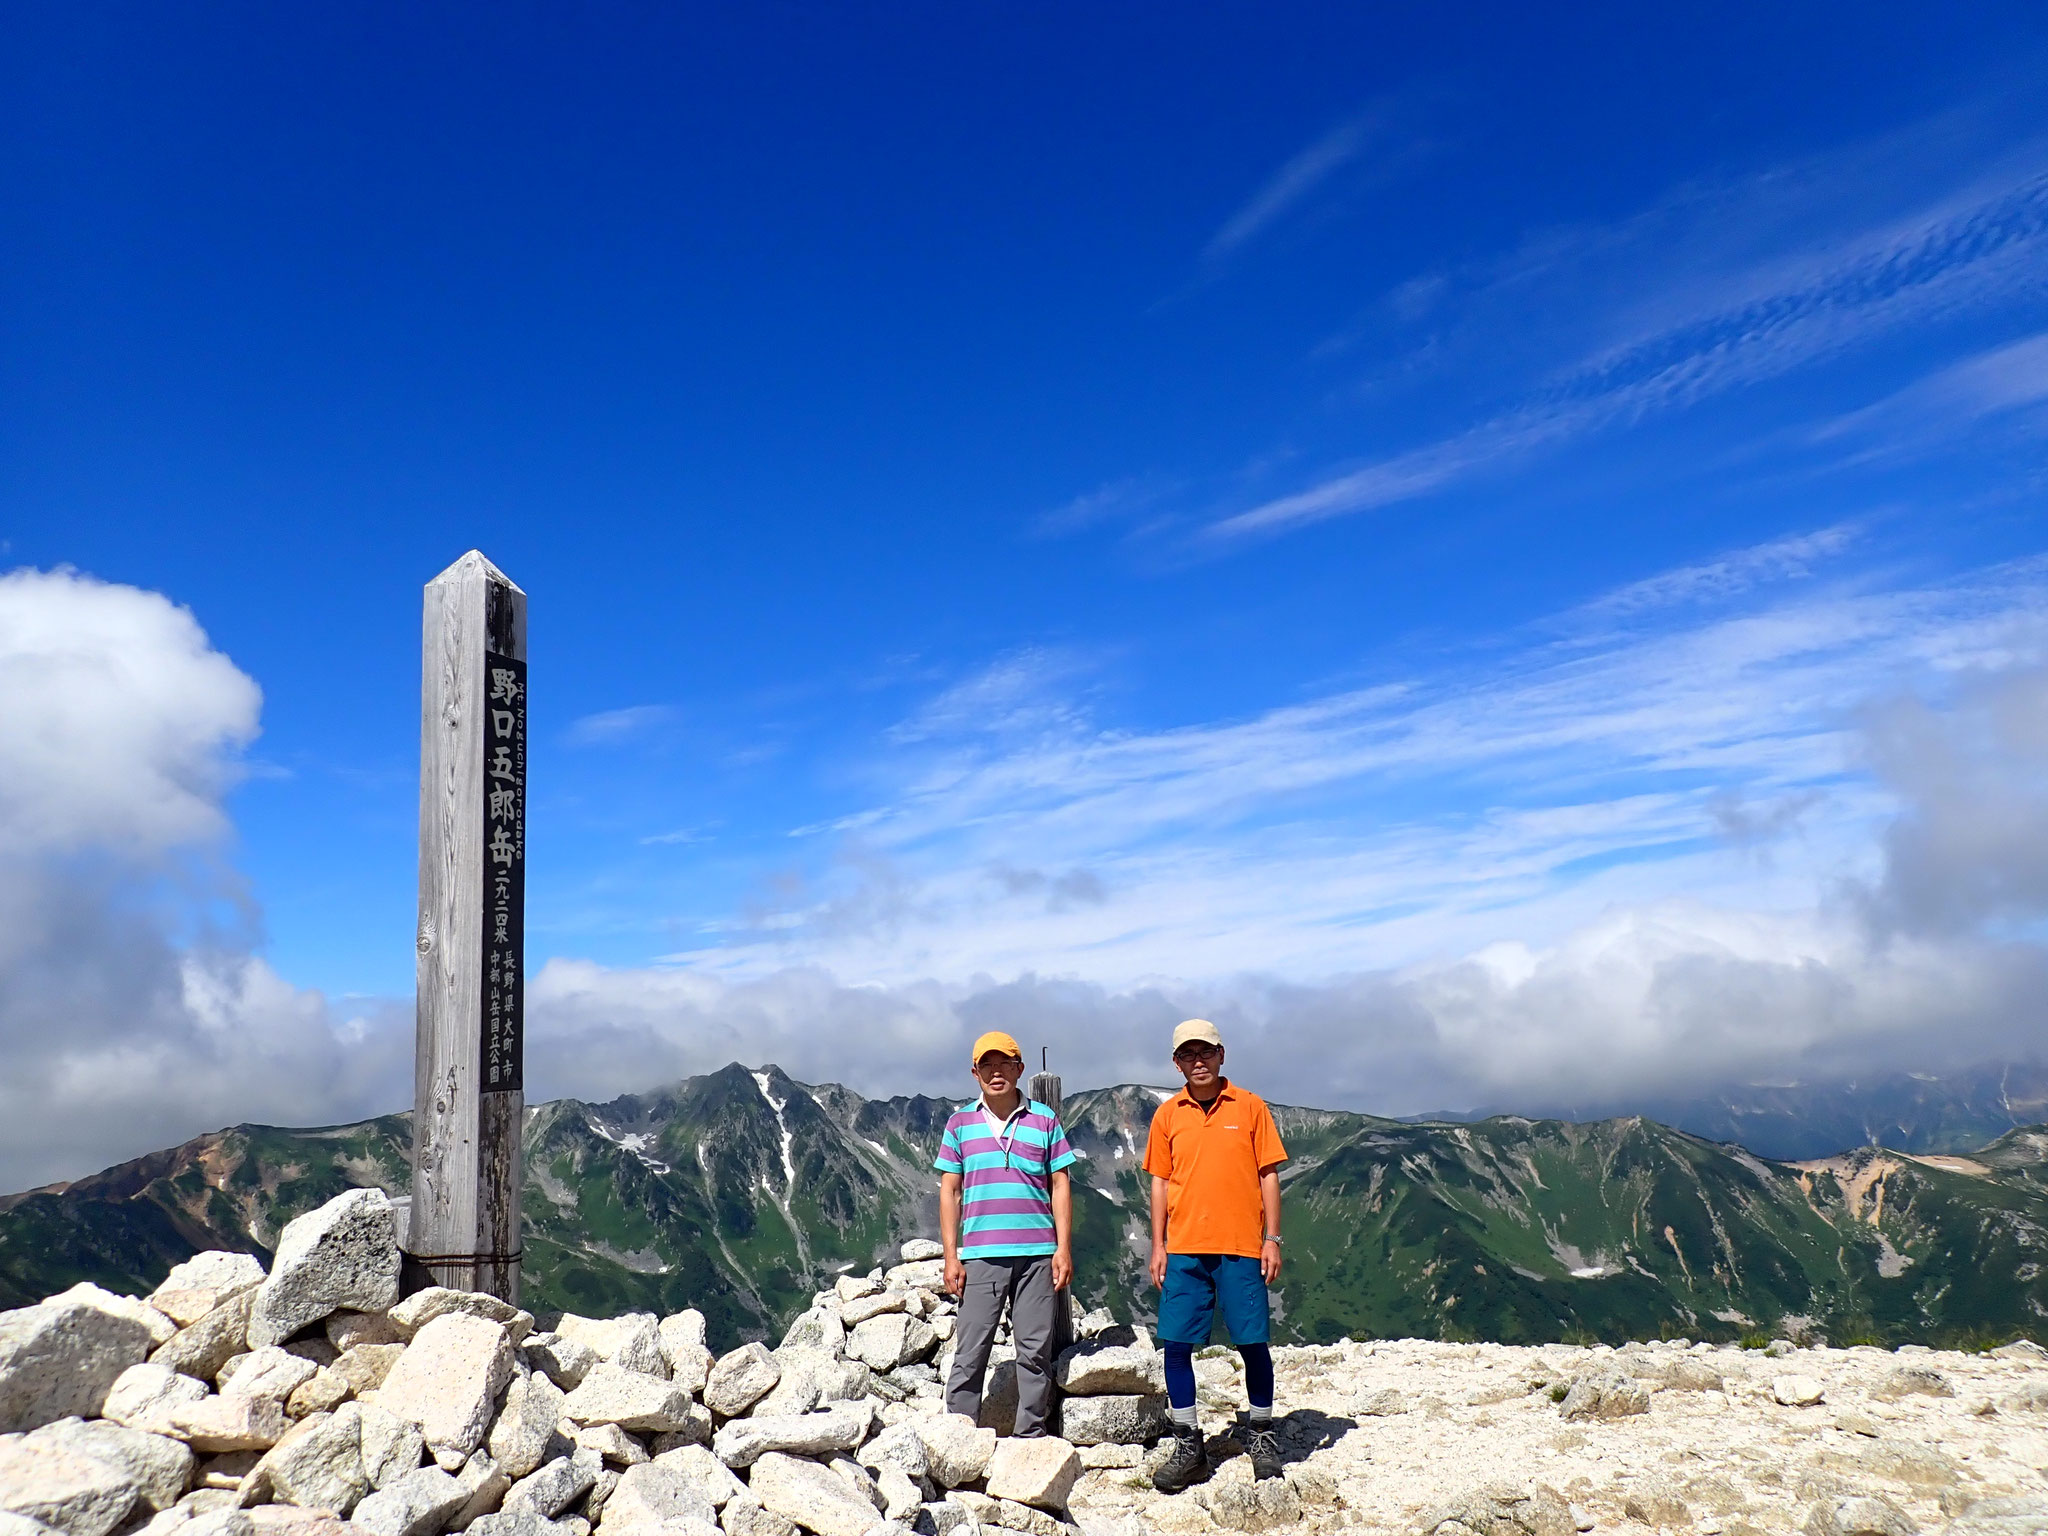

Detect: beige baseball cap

[1170,1018,1223,1054]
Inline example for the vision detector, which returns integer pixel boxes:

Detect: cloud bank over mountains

[0,570,410,1191]
[2,551,2046,1191]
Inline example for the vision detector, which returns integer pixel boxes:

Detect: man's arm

[1050,1169,1073,1291]
[939,1171,965,1295]
[1149,1175,1170,1288]
[1258,1163,1282,1283]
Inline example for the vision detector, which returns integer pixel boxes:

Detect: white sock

[1248,1405,1273,1422]
[1170,1405,1198,1429]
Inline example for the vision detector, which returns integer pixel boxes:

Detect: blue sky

[4,5,2048,1183]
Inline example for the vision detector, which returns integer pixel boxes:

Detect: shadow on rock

[1213,1408,1357,1464]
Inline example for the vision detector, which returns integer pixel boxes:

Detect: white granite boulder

[502,1450,600,1520]
[656,1313,712,1396]
[560,1365,696,1433]
[487,1372,567,1479]
[702,1345,779,1418]
[287,1365,352,1418]
[553,1316,663,1379]
[359,1399,428,1491]
[1053,1327,1163,1397]
[518,1334,597,1392]
[1560,1372,1650,1421]
[23,1418,192,1513]
[48,1285,177,1350]
[155,1254,266,1302]
[838,1292,905,1327]
[389,1290,533,1348]
[152,1293,256,1383]
[777,1308,846,1364]
[163,1395,291,1454]
[915,1414,995,1489]
[349,1465,468,1536]
[846,1315,935,1373]
[853,1422,929,1483]
[242,1403,368,1514]
[646,1445,743,1510]
[596,1460,719,1533]
[0,1439,139,1536]
[750,1351,826,1418]
[0,1286,163,1432]
[1056,1392,1165,1446]
[327,1313,405,1353]
[370,1313,514,1463]
[247,1191,402,1350]
[710,1403,872,1469]
[222,1349,320,1407]
[101,1364,210,1434]
[981,1436,1079,1514]
[747,1453,884,1536]
[1773,1375,1826,1407]
[573,1423,647,1468]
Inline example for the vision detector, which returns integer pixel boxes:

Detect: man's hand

[1260,1238,1282,1284]
[943,1254,965,1296]
[1052,1245,1073,1292]
[1149,1240,1169,1289]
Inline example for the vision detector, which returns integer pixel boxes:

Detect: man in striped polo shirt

[935,1030,1076,1437]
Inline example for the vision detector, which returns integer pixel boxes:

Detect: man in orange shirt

[1143,1018,1287,1491]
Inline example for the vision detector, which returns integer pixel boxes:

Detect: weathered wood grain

[412,549,525,1303]
[1029,1069,1073,1356]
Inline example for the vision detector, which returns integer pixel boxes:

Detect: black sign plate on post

[481,651,526,1093]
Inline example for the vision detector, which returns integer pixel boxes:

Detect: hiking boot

[1152,1426,1210,1493]
[1242,1421,1283,1479]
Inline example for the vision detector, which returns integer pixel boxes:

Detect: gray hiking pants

[946,1254,1058,1436]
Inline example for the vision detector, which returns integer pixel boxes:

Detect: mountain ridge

[4,1061,2045,1353]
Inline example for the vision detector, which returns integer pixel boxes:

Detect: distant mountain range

[4,1062,2045,1353]
[1433,1061,2048,1160]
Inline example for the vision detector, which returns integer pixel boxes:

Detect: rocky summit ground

[3,1189,2046,1536]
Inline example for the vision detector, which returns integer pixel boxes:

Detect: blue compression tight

[1164,1342,1196,1409]
[1242,1343,1274,1408]
[1163,1341,1274,1410]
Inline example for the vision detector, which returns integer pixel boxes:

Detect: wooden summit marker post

[1029,1052,1074,1359]
[408,551,526,1304]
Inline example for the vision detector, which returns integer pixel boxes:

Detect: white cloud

[0,568,261,853]
[1571,524,1862,622]
[519,904,2048,1121]
[1810,330,2048,452]
[1204,116,1376,263]
[12,551,2048,1183]
[0,570,410,1192]
[504,549,2048,1120]
[1202,136,2048,542]
[567,704,678,747]
[519,639,2048,1117]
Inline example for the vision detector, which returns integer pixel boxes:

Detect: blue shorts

[1156,1253,1270,1346]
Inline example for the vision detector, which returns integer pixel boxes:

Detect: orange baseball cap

[970,1030,1024,1064]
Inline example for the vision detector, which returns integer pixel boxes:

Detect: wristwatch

[1263,1235,1283,1245]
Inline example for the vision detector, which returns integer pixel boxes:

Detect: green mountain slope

[4,1066,2044,1352]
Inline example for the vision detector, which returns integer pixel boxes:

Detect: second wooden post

[1029,1062,1075,1360]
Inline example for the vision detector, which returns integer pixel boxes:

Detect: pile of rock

[8,1188,2048,1536]
[1050,1321,1166,1470]
[0,1192,1093,1536]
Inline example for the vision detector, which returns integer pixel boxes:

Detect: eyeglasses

[1174,1044,1222,1063]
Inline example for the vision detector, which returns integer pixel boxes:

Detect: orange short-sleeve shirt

[1142,1080,1288,1258]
